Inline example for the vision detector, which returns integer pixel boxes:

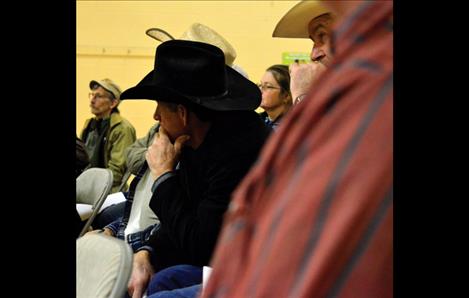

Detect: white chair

[76,233,133,298]
[76,168,113,237]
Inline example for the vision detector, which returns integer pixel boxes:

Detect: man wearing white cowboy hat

[272,0,336,105]
[121,39,271,298]
[202,0,393,297]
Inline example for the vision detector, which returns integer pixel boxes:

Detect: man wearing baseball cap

[80,78,136,193]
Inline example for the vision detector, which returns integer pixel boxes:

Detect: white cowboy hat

[146,23,237,66]
[272,0,331,38]
[145,28,175,43]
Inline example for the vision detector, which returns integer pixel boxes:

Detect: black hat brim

[120,65,261,111]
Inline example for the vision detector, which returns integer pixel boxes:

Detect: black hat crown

[153,40,228,100]
[121,40,260,111]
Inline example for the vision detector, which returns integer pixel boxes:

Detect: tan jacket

[81,112,136,192]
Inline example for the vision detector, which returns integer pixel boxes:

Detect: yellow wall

[77,0,312,138]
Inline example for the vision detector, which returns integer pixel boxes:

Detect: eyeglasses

[257,84,281,92]
[88,92,110,100]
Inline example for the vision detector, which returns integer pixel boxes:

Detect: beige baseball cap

[89,78,122,100]
[146,23,237,66]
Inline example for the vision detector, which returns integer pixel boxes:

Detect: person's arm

[125,123,160,175]
[146,150,257,266]
[85,216,121,237]
[86,227,114,237]
[127,250,154,298]
[102,217,122,236]
[107,125,136,191]
[76,136,90,177]
[141,115,267,268]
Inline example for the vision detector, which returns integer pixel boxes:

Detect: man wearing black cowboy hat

[120,39,271,297]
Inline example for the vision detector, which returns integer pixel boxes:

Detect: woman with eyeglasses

[258,64,292,130]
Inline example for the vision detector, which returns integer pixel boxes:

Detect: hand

[145,127,190,180]
[101,228,114,237]
[127,250,155,298]
[85,227,114,237]
[289,62,326,103]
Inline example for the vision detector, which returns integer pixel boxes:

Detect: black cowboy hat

[120,40,260,111]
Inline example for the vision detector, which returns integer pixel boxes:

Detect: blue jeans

[147,265,203,295]
[92,200,126,229]
[147,284,201,298]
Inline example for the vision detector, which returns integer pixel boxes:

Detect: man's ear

[110,99,119,110]
[177,104,188,126]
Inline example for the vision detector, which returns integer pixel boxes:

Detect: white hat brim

[145,28,175,42]
[272,1,330,38]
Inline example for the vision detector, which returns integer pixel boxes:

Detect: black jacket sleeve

[146,152,256,268]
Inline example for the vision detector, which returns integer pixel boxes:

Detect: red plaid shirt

[202,1,393,297]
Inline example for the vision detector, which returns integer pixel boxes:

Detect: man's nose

[310,47,323,62]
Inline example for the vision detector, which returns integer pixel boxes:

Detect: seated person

[93,22,245,232]
[258,64,292,129]
[203,1,393,297]
[80,78,136,192]
[120,40,271,297]
[90,123,161,251]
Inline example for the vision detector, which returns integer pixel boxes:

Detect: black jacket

[146,111,271,270]
[76,136,90,178]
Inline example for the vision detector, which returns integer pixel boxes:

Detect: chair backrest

[76,168,113,237]
[76,234,133,298]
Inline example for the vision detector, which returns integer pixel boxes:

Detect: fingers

[158,126,168,137]
[127,280,134,297]
[174,135,190,154]
[132,286,143,298]
[290,58,305,73]
[289,62,299,73]
[145,149,152,165]
[149,127,167,148]
[127,271,142,298]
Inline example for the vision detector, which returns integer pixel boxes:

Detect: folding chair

[76,168,113,237]
[76,234,133,298]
